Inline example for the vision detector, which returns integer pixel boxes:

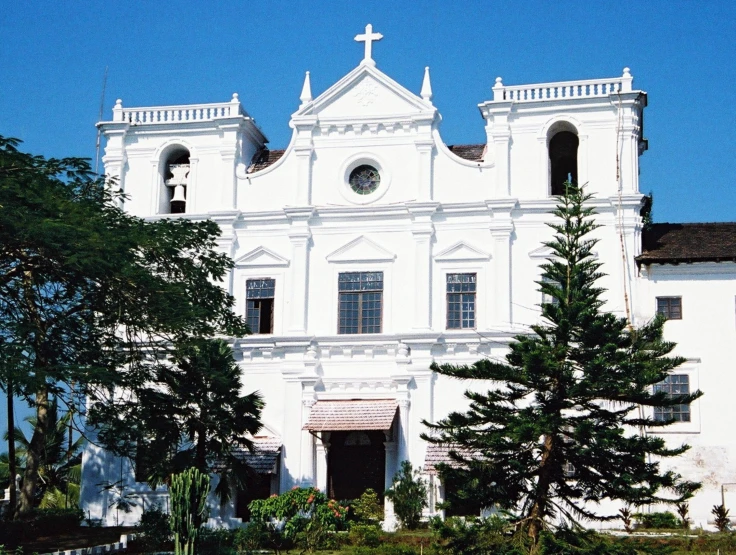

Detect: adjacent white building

[81,25,736,529]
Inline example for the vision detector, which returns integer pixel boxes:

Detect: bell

[170,184,186,204]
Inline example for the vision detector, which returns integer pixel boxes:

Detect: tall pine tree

[424,183,701,546]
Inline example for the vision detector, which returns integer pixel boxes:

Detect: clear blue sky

[1,1,735,435]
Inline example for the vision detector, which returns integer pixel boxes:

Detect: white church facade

[81,26,736,529]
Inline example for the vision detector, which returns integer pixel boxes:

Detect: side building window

[446,273,476,329]
[656,296,682,320]
[653,375,691,422]
[247,279,275,334]
[338,272,383,334]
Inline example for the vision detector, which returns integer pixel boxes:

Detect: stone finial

[421,66,433,102]
[492,77,505,101]
[300,71,313,106]
[231,93,240,103]
[621,67,633,93]
[112,98,123,121]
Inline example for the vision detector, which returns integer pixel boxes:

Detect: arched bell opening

[159,147,190,214]
[548,129,579,196]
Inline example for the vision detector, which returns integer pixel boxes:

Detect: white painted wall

[82,60,734,531]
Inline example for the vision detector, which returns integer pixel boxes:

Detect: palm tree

[2,396,84,509]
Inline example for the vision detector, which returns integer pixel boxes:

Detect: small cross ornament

[354,23,383,65]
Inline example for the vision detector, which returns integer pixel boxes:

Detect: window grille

[447,273,476,329]
[338,272,383,334]
[654,374,691,422]
[247,278,275,334]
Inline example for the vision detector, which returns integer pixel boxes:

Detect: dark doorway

[236,473,272,521]
[328,430,385,501]
[549,131,579,195]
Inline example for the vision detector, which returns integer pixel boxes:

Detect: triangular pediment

[326,235,396,264]
[294,64,434,121]
[528,245,556,259]
[434,241,491,262]
[528,245,599,259]
[234,246,290,267]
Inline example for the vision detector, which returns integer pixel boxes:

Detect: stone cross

[355,23,383,64]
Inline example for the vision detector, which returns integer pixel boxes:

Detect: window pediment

[234,246,290,268]
[434,241,491,263]
[326,236,396,264]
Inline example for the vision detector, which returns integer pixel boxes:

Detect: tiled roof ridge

[638,222,736,265]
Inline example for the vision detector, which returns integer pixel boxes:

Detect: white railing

[492,68,634,103]
[111,94,242,124]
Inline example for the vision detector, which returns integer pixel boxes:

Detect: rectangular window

[653,375,691,422]
[656,296,682,320]
[247,278,275,334]
[338,272,383,334]
[541,276,560,307]
[446,273,477,329]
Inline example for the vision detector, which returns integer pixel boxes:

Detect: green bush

[135,505,172,552]
[352,489,384,524]
[633,511,681,529]
[352,545,419,555]
[384,461,428,530]
[349,523,383,547]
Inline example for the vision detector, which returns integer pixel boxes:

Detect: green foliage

[675,502,690,529]
[350,523,383,547]
[540,526,675,555]
[352,488,385,524]
[0,135,247,515]
[431,514,527,555]
[351,545,419,555]
[633,511,680,529]
[424,183,701,544]
[619,506,634,533]
[248,487,348,553]
[384,461,428,530]
[170,467,211,555]
[2,396,83,511]
[712,503,731,532]
[94,338,263,504]
[135,504,172,552]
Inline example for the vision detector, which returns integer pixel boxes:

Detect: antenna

[94,66,109,175]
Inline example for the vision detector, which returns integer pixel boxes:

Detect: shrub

[712,503,731,532]
[353,488,384,524]
[135,505,172,552]
[431,515,525,555]
[0,507,83,545]
[350,523,383,547]
[384,461,427,530]
[248,487,348,553]
[634,511,680,529]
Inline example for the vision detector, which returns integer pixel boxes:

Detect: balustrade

[111,95,243,124]
[492,68,634,103]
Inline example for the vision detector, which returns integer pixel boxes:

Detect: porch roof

[423,443,473,475]
[232,436,281,474]
[303,399,398,431]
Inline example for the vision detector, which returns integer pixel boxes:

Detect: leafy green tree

[0,136,247,516]
[424,183,701,548]
[88,338,263,503]
[384,460,428,530]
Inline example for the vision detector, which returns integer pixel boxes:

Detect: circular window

[349,165,381,195]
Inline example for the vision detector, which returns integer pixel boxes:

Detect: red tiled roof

[423,443,472,475]
[446,144,486,162]
[248,148,286,173]
[637,223,736,265]
[231,436,281,474]
[303,399,398,431]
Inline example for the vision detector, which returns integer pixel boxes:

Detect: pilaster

[490,222,514,327]
[414,139,434,200]
[285,208,314,334]
[407,203,438,330]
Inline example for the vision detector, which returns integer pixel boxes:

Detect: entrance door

[328,430,385,501]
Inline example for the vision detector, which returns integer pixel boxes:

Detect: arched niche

[547,122,579,196]
[158,145,191,214]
